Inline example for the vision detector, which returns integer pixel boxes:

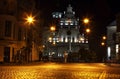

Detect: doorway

[4,47,10,62]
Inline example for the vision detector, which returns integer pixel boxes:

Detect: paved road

[0,63,120,79]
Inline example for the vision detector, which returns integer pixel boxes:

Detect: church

[43,5,89,62]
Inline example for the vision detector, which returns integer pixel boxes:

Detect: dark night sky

[35,0,120,60]
[36,0,120,33]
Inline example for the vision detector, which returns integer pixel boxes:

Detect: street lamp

[102,36,106,40]
[83,18,89,24]
[25,14,35,62]
[83,18,91,33]
[25,14,35,25]
[50,26,56,31]
[86,28,91,33]
[101,36,106,46]
[101,42,105,46]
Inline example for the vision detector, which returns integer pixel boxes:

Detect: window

[65,22,68,25]
[5,20,12,37]
[18,28,22,41]
[59,14,62,18]
[70,22,73,25]
[60,22,63,25]
[53,14,55,18]
[13,24,15,38]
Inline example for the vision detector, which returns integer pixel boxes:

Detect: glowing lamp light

[80,37,84,41]
[83,18,89,24]
[86,28,90,33]
[50,26,56,31]
[102,36,106,40]
[25,14,35,25]
[101,42,105,46]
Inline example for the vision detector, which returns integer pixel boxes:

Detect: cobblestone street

[0,63,120,79]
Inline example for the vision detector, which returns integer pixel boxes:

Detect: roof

[108,20,116,26]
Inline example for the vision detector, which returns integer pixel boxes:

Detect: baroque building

[43,5,89,61]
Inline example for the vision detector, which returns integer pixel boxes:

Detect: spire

[67,4,73,13]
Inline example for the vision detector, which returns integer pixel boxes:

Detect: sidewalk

[0,61,44,66]
[105,63,120,67]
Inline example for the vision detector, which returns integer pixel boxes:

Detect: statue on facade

[67,4,73,13]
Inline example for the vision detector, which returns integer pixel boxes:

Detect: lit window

[71,38,72,42]
[49,40,52,42]
[53,41,56,45]
[58,53,62,57]
[59,14,62,18]
[73,12,75,14]
[65,22,68,25]
[80,37,84,41]
[52,52,55,55]
[53,15,55,18]
[49,52,51,55]
[53,38,55,41]
[74,38,77,43]
[107,47,111,59]
[70,22,73,25]
[86,40,88,43]
[82,40,84,43]
[60,23,63,25]
[61,37,63,42]
[48,37,52,42]
[56,38,59,42]
[116,44,119,53]
[65,37,68,42]
[60,21,64,22]
[56,16,58,18]
[79,41,81,43]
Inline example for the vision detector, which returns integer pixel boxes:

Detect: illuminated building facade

[116,13,120,61]
[106,14,120,62]
[107,21,117,61]
[43,5,89,60]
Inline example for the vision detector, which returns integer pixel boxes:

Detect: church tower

[43,4,89,62]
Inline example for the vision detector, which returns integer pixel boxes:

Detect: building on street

[0,0,40,63]
[43,4,89,62]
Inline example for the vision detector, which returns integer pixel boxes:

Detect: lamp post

[25,14,35,62]
[101,35,108,62]
[49,26,56,61]
[83,18,91,33]
[101,36,106,46]
[83,18,91,44]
